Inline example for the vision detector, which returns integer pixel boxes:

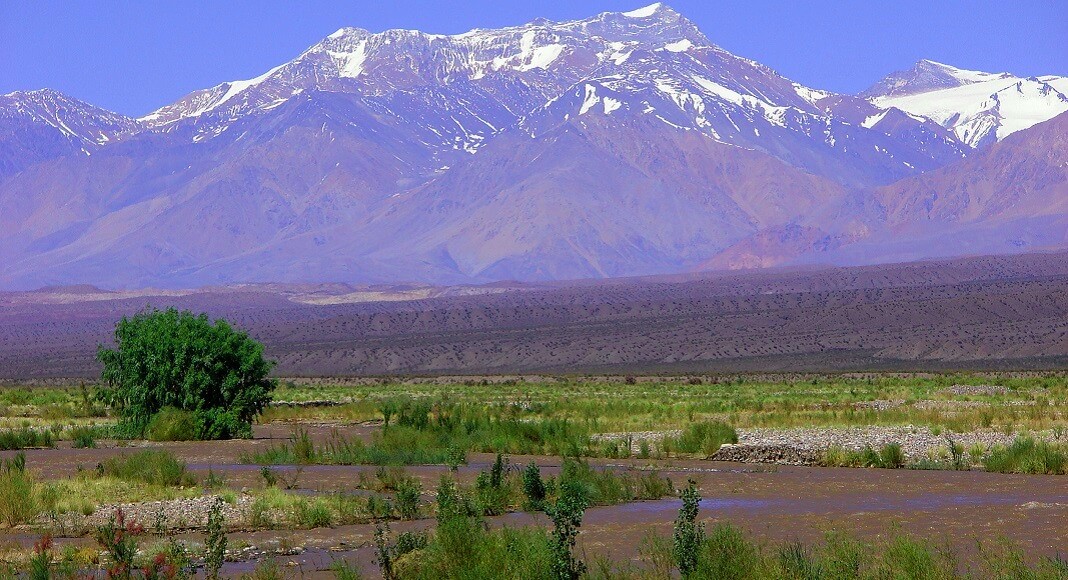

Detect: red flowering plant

[29,533,53,579]
[142,551,179,580]
[94,509,144,580]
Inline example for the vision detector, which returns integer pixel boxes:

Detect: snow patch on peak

[861,110,888,129]
[793,83,832,107]
[579,84,601,115]
[663,39,693,52]
[622,3,663,18]
[578,84,623,116]
[515,31,565,71]
[331,40,369,78]
[216,63,287,107]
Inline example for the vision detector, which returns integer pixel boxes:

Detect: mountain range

[1,3,1066,290]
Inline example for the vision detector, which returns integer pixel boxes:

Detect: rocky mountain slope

[0,89,141,179]
[1,4,1065,289]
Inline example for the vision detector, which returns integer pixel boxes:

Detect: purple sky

[2,0,1065,117]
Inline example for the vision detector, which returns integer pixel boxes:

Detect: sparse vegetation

[0,372,1066,576]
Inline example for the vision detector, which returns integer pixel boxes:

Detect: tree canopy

[97,308,275,439]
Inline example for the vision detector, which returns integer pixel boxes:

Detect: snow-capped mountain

[864,60,1068,148]
[137,3,963,186]
[0,4,1065,290]
[0,89,140,178]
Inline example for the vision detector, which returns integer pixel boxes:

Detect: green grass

[822,443,907,469]
[97,450,196,487]
[0,426,55,450]
[255,373,1068,439]
[665,421,738,457]
[145,407,198,441]
[0,468,37,526]
[247,487,383,529]
[983,437,1068,474]
[42,475,200,517]
[245,405,598,466]
[5,373,1068,438]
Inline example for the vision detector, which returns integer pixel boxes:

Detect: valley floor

[1,374,1067,577]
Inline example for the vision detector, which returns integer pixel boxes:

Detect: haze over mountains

[1,3,1066,290]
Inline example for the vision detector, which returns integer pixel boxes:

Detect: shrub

[394,525,552,579]
[555,459,671,506]
[777,541,821,579]
[294,498,333,528]
[522,462,547,511]
[546,479,589,580]
[637,471,675,500]
[204,498,227,579]
[823,444,908,469]
[946,436,967,470]
[395,531,429,557]
[374,521,397,580]
[97,307,276,440]
[204,469,226,490]
[444,445,467,471]
[30,534,52,580]
[476,454,511,516]
[673,480,705,578]
[696,523,761,580]
[260,466,277,488]
[394,478,422,520]
[3,451,26,474]
[874,533,957,578]
[330,559,363,580]
[142,551,183,580]
[879,443,905,469]
[70,426,98,449]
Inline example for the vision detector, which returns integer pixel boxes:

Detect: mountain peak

[0,88,135,128]
[140,2,710,132]
[3,88,84,107]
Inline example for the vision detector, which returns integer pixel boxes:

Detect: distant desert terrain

[2,251,1067,379]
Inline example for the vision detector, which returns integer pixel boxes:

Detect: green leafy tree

[97,308,275,439]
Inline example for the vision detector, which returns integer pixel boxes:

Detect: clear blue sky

[2,0,1065,117]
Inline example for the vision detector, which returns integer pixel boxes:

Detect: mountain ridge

[1,3,1066,290]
